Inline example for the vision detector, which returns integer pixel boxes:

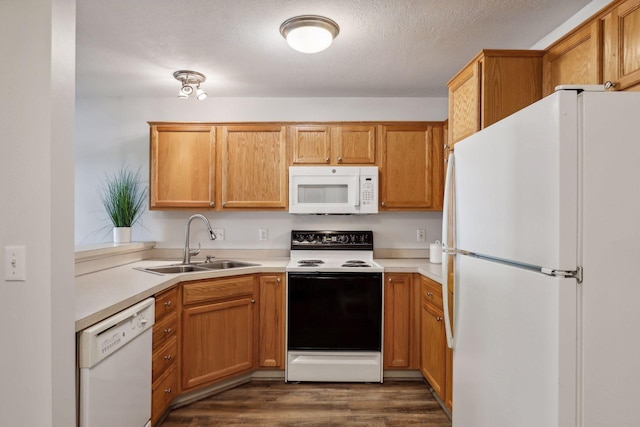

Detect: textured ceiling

[76,0,592,98]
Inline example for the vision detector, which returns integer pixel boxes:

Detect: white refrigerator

[442,89,640,427]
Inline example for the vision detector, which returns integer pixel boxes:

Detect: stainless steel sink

[138,260,259,275]
[141,264,209,274]
[196,260,259,270]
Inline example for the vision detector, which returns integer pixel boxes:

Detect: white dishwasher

[78,298,155,427]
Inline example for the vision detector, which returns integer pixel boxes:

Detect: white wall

[0,1,76,426]
[531,0,612,49]
[75,97,448,249]
[76,0,613,252]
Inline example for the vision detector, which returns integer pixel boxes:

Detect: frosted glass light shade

[280,16,339,54]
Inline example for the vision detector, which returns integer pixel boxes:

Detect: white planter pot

[113,227,132,243]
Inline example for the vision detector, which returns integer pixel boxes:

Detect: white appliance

[285,230,383,382]
[442,89,640,427]
[288,166,378,214]
[78,298,155,427]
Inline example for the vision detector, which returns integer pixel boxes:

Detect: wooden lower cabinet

[258,274,285,368]
[419,276,448,402]
[151,286,179,425]
[181,275,257,390]
[383,273,419,368]
[445,341,453,411]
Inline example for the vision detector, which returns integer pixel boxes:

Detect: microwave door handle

[354,177,360,206]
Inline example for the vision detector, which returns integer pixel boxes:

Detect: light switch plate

[259,229,268,241]
[5,245,26,281]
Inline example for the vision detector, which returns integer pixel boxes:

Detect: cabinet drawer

[152,363,178,425]
[155,287,178,321]
[182,275,255,305]
[153,311,177,351]
[152,335,177,382]
[422,277,443,310]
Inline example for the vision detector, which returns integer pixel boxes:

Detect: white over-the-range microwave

[289,166,379,214]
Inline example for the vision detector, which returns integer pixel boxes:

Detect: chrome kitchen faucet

[182,214,215,264]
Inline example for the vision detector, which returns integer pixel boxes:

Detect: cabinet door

[383,273,419,368]
[420,301,446,399]
[603,0,640,91]
[543,20,602,96]
[333,125,376,164]
[448,62,481,145]
[481,53,543,128]
[291,125,331,164]
[181,296,255,389]
[150,125,215,208]
[220,125,287,209]
[258,274,285,368]
[379,124,444,210]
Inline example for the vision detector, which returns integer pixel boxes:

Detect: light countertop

[75,257,443,332]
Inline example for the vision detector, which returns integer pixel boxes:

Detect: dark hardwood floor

[160,380,452,427]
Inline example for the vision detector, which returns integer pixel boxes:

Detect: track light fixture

[173,70,208,100]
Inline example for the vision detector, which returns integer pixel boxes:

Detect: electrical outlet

[5,245,26,281]
[417,229,426,242]
[259,228,268,241]
[212,228,225,241]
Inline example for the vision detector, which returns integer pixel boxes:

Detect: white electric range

[285,230,384,383]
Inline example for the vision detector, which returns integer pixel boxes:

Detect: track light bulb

[196,87,208,101]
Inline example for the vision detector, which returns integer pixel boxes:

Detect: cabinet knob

[222,202,226,207]
[444,158,448,163]
[251,299,256,304]
[165,388,172,394]
[605,81,617,90]
[276,277,281,283]
[164,328,172,334]
[436,316,442,322]
[210,202,215,207]
[164,301,172,307]
[427,291,433,297]
[337,157,343,163]
[325,157,330,162]
[381,201,386,207]
[164,355,172,361]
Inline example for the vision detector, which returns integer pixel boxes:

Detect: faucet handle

[189,242,201,257]
[205,255,215,263]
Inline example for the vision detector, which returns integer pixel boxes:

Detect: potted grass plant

[101,166,147,243]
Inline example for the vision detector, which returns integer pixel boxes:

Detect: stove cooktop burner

[342,263,371,268]
[298,259,325,264]
[345,260,366,264]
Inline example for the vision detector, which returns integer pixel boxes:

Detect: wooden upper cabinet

[543,20,603,96]
[448,62,480,145]
[379,123,444,210]
[448,50,544,145]
[219,125,288,209]
[291,125,331,164]
[334,125,376,164]
[603,0,640,91]
[290,124,376,165]
[149,124,215,209]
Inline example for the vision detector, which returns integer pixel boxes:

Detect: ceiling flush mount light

[173,70,207,100]
[280,15,340,54]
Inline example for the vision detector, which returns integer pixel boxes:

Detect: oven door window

[287,273,382,351]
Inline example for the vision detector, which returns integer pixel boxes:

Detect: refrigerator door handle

[442,152,455,349]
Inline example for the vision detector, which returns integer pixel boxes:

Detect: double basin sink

[141,260,259,275]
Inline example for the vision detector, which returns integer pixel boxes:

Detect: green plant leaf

[101,166,148,227]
